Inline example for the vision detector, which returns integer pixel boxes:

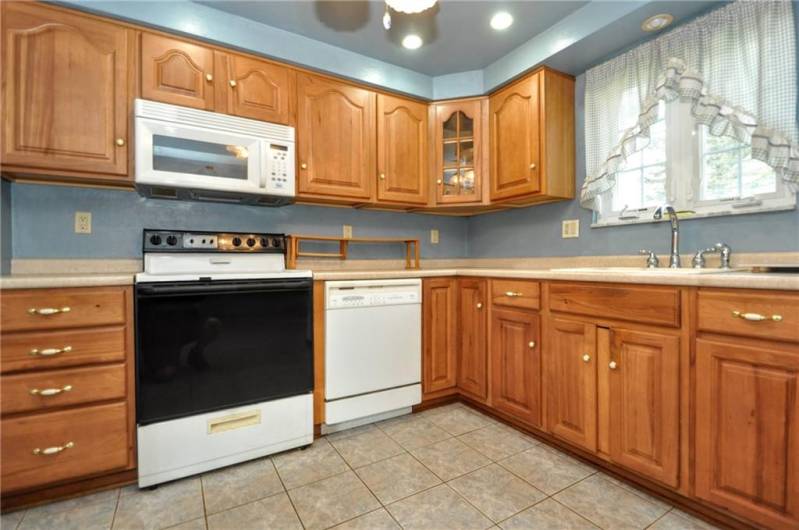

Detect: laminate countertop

[2,267,797,290]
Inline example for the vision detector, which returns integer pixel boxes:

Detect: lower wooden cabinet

[491,307,541,427]
[695,337,799,528]
[422,278,457,398]
[457,279,487,401]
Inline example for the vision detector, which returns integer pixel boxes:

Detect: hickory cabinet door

[296,73,375,201]
[422,278,458,396]
[376,94,428,204]
[2,2,130,176]
[217,53,293,125]
[140,33,215,110]
[457,279,488,401]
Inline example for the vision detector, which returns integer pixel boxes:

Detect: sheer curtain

[581,0,798,209]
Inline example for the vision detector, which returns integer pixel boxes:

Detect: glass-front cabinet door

[433,99,485,204]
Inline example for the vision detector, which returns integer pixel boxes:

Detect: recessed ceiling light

[490,11,514,31]
[402,34,423,50]
[641,13,673,32]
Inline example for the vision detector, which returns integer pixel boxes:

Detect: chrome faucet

[653,204,681,268]
[714,242,732,269]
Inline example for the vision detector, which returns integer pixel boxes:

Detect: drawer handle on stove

[28,307,71,316]
[208,410,261,434]
[33,441,74,456]
[505,291,523,298]
[29,346,72,357]
[30,385,73,396]
[732,310,783,322]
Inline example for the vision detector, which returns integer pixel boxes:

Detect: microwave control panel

[267,144,294,193]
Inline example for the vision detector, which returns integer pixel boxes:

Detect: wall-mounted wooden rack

[287,235,420,270]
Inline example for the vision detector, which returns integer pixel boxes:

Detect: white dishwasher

[325,279,422,427]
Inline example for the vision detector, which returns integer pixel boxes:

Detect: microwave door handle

[260,144,268,189]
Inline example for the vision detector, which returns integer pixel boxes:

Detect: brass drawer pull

[505,291,523,298]
[28,307,71,316]
[29,346,72,357]
[609,361,618,370]
[732,310,783,322]
[582,354,591,363]
[33,441,74,456]
[30,385,73,396]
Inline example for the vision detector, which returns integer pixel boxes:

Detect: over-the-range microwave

[134,99,295,206]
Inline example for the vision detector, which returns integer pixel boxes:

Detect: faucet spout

[654,204,681,268]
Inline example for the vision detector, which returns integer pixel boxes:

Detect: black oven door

[135,278,313,426]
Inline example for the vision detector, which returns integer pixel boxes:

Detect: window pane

[741,154,776,196]
[703,130,740,153]
[642,120,666,165]
[459,140,474,165]
[443,142,457,167]
[642,164,667,207]
[443,113,458,139]
[460,168,475,191]
[460,112,473,137]
[612,169,643,211]
[442,169,458,195]
[618,150,642,172]
[701,149,740,200]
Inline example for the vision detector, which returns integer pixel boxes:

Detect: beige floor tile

[377,415,451,450]
[1,510,24,530]
[600,473,672,512]
[355,453,441,504]
[329,427,404,468]
[424,407,493,436]
[206,492,301,530]
[325,424,378,442]
[288,471,379,530]
[18,498,117,530]
[411,437,491,481]
[499,499,599,530]
[332,508,401,529]
[458,424,536,461]
[554,473,670,529]
[499,444,594,495]
[21,488,119,517]
[649,509,722,530]
[273,437,349,490]
[113,478,205,530]
[164,519,206,530]
[448,464,546,522]
[386,484,493,530]
[201,457,284,515]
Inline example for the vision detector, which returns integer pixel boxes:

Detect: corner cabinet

[376,95,428,205]
[1,2,131,181]
[296,73,375,202]
[422,278,458,400]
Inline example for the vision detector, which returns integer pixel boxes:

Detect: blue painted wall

[466,74,799,258]
[9,184,467,259]
[1,179,11,274]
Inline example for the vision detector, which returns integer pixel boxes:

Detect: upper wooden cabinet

[457,279,487,402]
[422,278,458,398]
[215,52,294,125]
[140,33,215,110]
[376,94,428,205]
[296,73,375,201]
[431,99,486,205]
[1,2,130,179]
[489,68,574,204]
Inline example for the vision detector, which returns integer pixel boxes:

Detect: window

[594,99,795,226]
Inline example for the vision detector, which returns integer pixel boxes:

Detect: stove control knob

[232,237,242,247]
[260,237,269,248]
[149,234,162,246]
[166,235,178,246]
[246,238,256,247]
[272,238,282,248]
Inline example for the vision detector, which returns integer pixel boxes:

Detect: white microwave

[134,99,295,206]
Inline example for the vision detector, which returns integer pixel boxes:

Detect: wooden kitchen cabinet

[1,2,131,179]
[296,73,375,202]
[140,33,215,110]
[695,338,799,528]
[431,99,486,205]
[607,327,680,488]
[422,278,458,399]
[376,94,428,205]
[490,307,542,427]
[215,52,294,125]
[457,279,487,402]
[545,317,597,451]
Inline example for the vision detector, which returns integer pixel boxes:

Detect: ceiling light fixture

[490,11,514,31]
[402,34,423,50]
[641,13,673,32]
[386,0,437,14]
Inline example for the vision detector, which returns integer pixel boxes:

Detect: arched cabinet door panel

[2,2,130,177]
[432,99,485,205]
[217,53,293,125]
[140,33,215,110]
[376,94,428,205]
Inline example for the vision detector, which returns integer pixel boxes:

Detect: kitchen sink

[550,267,747,274]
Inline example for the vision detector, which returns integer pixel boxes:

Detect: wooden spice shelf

[287,235,420,270]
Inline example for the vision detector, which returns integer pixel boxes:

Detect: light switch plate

[430,229,440,244]
[342,225,353,239]
[562,219,579,238]
[75,212,92,234]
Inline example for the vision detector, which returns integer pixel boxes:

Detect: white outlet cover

[561,219,579,239]
[430,229,440,244]
[342,225,353,239]
[74,212,92,234]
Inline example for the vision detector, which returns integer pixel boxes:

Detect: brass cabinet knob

[229,80,237,87]
[476,302,483,309]
[609,361,618,370]
[528,341,536,349]
[205,73,213,82]
[115,138,125,147]
[582,354,591,363]
[437,179,443,185]
[300,163,308,170]
[379,173,386,180]
[529,163,536,170]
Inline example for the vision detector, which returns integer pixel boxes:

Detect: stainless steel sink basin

[550,267,746,274]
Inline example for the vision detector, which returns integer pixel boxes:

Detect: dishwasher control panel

[326,280,422,309]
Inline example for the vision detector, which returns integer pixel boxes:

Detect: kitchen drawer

[549,282,680,327]
[1,287,127,332]
[698,289,799,343]
[491,279,540,310]
[1,364,126,415]
[1,326,126,374]
[1,402,130,492]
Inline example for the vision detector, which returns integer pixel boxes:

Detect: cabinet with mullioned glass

[431,99,486,204]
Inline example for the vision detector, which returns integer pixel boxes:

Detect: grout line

[271,458,307,530]
[108,488,122,530]
[549,496,609,529]
[645,507,675,529]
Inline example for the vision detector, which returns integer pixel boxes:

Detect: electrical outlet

[342,225,353,239]
[430,229,440,244]
[562,219,579,239]
[74,212,92,234]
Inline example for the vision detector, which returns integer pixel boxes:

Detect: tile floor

[0,403,720,530]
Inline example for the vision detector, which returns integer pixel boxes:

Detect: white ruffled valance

[581,0,799,209]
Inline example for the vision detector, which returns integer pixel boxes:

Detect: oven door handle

[136,280,310,296]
